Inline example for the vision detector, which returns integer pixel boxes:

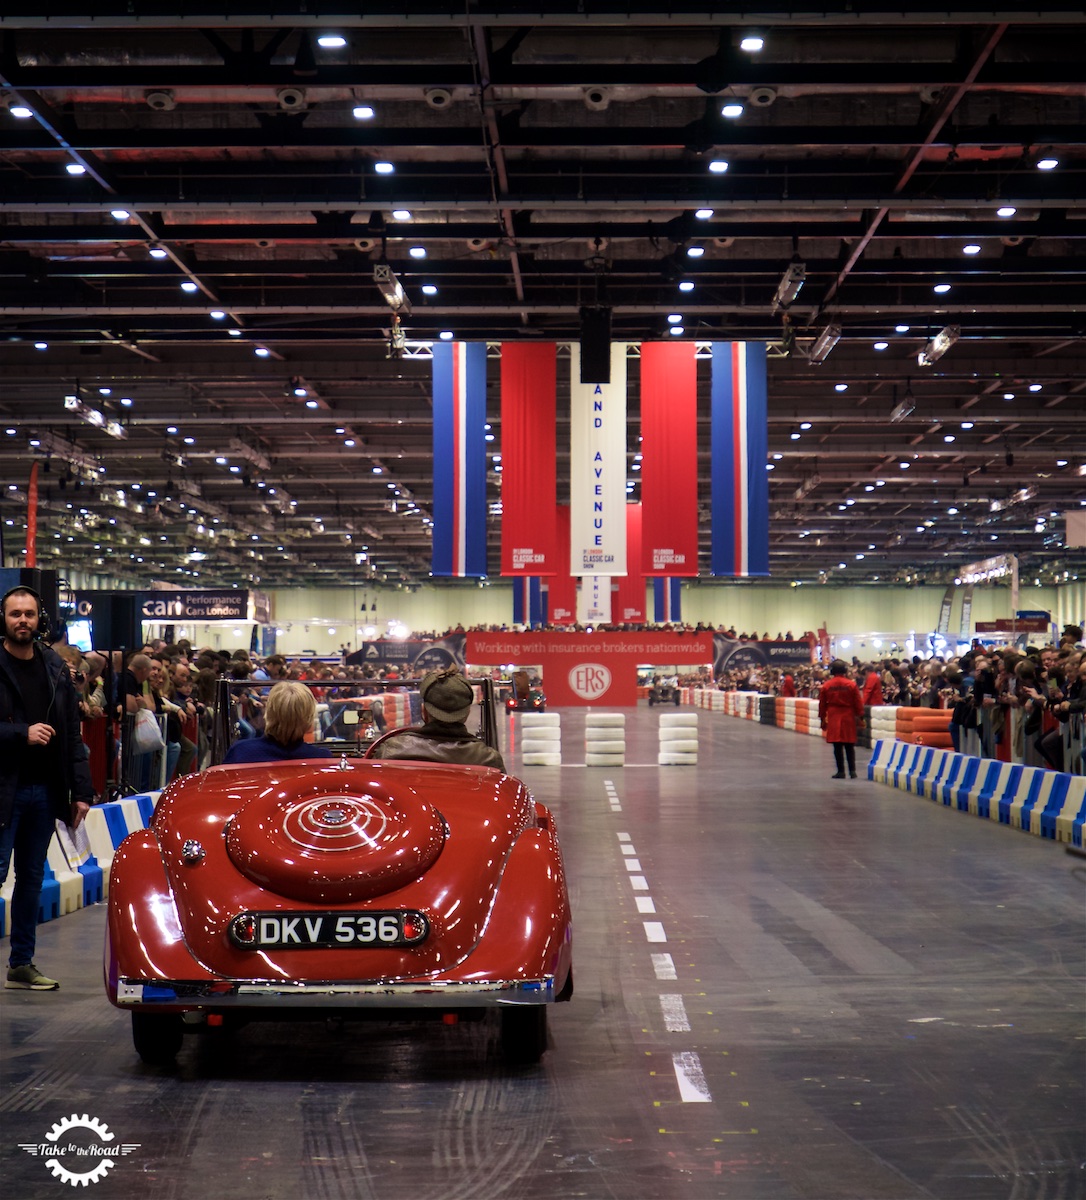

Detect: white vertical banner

[576,575,613,624]
[570,342,628,577]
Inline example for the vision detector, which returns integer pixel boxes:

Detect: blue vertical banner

[432,341,488,577]
[653,577,683,622]
[710,342,769,577]
[512,577,544,627]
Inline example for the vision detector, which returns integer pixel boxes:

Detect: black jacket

[0,642,96,830]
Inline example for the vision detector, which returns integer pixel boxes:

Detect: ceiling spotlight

[889,383,916,423]
[374,162,395,175]
[408,246,427,259]
[807,323,841,364]
[148,246,168,259]
[373,261,411,313]
[353,105,375,120]
[669,326,684,336]
[694,207,714,219]
[740,34,764,52]
[254,346,270,357]
[686,245,705,258]
[997,205,1017,217]
[421,284,438,296]
[773,257,806,311]
[9,105,33,118]
[799,421,812,430]
[962,243,981,255]
[228,328,242,336]
[678,280,695,292]
[180,281,197,293]
[209,309,226,320]
[720,102,745,118]
[1056,459,1068,467]
[960,420,974,430]
[707,160,729,174]
[789,427,801,440]
[873,341,889,351]
[933,283,952,294]
[835,383,848,392]
[917,324,960,366]
[34,341,47,350]
[1003,392,1015,401]
[316,34,347,48]
[1028,383,1042,392]
[110,209,131,221]
[439,331,454,340]
[944,434,956,443]
[1035,155,1059,170]
[667,313,683,324]
[391,209,412,220]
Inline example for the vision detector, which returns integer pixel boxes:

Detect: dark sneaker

[5,963,60,990]
[831,772,846,780]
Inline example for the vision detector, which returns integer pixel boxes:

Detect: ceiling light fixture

[63,393,127,440]
[65,163,86,175]
[678,280,695,292]
[694,207,714,219]
[374,161,395,175]
[353,105,375,120]
[933,283,952,294]
[720,102,745,118]
[917,324,959,366]
[997,205,1017,217]
[9,105,33,118]
[773,257,806,311]
[740,34,764,51]
[807,322,841,363]
[373,262,410,313]
[889,382,916,423]
[148,246,168,259]
[708,159,729,174]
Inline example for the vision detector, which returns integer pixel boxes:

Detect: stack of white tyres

[585,712,625,767]
[520,712,562,766]
[869,706,897,745]
[659,711,698,765]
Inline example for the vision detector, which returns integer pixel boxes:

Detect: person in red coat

[819,660,865,779]
[779,673,797,698]
[861,665,883,706]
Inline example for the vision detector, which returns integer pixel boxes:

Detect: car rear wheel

[500,1005,547,1065]
[132,1012,183,1066]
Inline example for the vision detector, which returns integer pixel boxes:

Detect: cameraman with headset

[0,586,95,991]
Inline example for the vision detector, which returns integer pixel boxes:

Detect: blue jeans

[0,783,55,967]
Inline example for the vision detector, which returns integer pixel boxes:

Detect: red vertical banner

[548,505,577,624]
[501,343,557,575]
[614,504,645,622]
[640,341,698,575]
[25,460,39,567]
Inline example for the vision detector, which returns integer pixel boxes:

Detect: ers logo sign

[569,662,612,700]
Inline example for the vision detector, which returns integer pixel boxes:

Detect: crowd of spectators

[52,622,1084,788]
[690,626,1085,773]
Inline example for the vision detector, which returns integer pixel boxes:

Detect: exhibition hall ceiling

[0,4,1083,591]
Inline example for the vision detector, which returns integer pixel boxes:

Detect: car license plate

[229,910,428,950]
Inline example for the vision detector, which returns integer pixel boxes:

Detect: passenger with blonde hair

[222,681,332,764]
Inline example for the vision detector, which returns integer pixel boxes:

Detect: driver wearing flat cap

[370,667,505,771]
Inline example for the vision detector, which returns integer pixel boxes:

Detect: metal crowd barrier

[960,708,1083,776]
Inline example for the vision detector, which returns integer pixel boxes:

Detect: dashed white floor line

[629,875,649,890]
[672,1051,712,1102]
[643,921,667,943]
[651,953,677,980]
[635,896,656,914]
[624,858,643,872]
[660,994,691,1032]
[617,832,631,842]
[620,844,636,855]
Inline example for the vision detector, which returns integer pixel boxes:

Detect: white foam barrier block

[585,713,626,728]
[522,741,562,757]
[520,712,561,727]
[584,739,626,754]
[659,712,698,727]
[658,751,698,765]
[659,726,698,742]
[586,752,625,767]
[658,738,699,754]
[522,728,561,742]
[522,752,562,766]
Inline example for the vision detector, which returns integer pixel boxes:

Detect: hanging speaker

[579,306,612,384]
[91,592,142,651]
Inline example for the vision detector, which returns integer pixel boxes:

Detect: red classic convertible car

[105,679,572,1067]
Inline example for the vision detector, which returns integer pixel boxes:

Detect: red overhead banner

[614,504,646,623]
[501,343,558,576]
[547,505,577,625]
[640,341,698,575]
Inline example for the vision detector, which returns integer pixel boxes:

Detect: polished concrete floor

[3,707,1084,1199]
